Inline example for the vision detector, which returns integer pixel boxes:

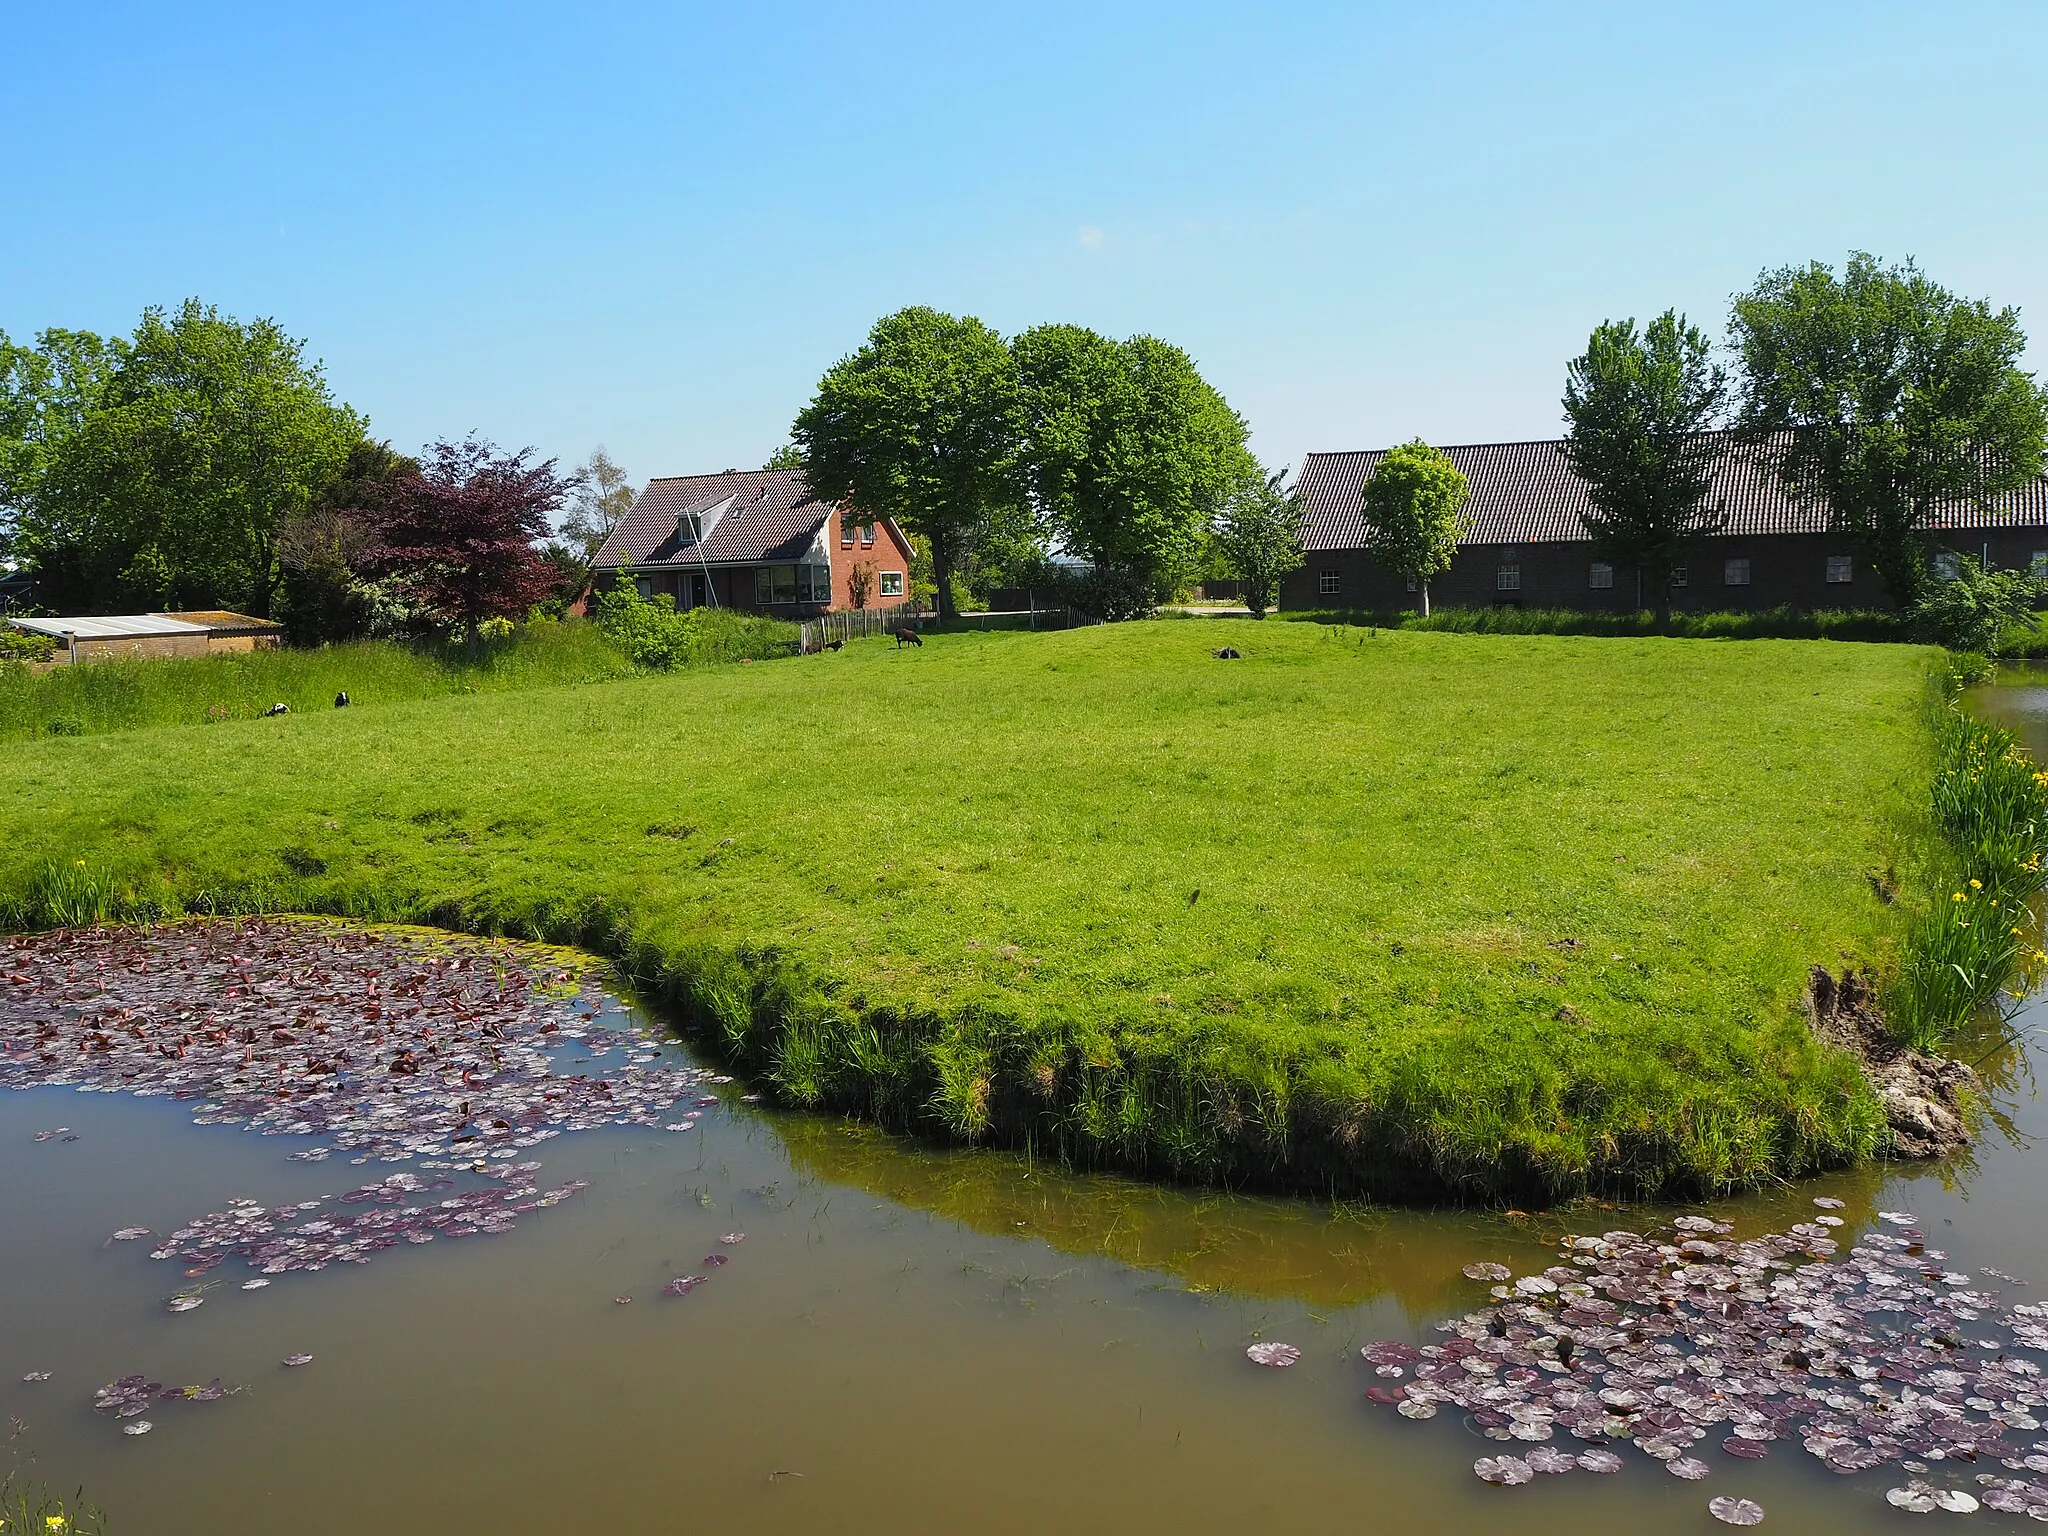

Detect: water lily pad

[1668,1457,1711,1480]
[1246,1342,1301,1367]
[121,1421,152,1436]
[1708,1496,1765,1525]
[280,1354,313,1367]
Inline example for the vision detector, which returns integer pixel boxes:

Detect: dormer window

[677,513,701,545]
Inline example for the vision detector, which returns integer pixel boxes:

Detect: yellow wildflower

[1971,878,1984,889]
[1953,892,1967,902]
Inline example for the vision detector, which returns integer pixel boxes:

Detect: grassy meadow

[0,621,1940,1200]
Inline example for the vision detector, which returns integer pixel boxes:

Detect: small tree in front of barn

[1359,440,1468,616]
[1561,310,1727,624]
[1211,465,1302,618]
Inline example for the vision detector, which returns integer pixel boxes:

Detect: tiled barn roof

[1297,434,2048,551]
[595,468,831,568]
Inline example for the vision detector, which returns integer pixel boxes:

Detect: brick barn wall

[1284,529,2048,614]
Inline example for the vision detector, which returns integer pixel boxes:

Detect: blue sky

[4,1,2043,487]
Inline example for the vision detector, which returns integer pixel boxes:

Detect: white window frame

[1318,569,1342,596]
[1589,562,1613,590]
[1496,564,1520,593]
[861,524,877,548]
[1826,555,1854,584]
[878,570,905,598]
[1724,557,1751,587]
[1670,566,1689,589]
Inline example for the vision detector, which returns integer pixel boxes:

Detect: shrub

[1911,556,2044,654]
[591,584,797,669]
[0,628,56,663]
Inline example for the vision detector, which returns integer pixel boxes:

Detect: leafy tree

[0,327,123,563]
[276,439,420,643]
[793,306,1020,622]
[559,446,637,571]
[1358,439,1469,615]
[1730,253,2048,608]
[1013,324,1255,615]
[25,301,362,615]
[1561,310,1728,623]
[764,443,805,470]
[1911,554,2044,654]
[352,437,568,632]
[1210,466,1302,618]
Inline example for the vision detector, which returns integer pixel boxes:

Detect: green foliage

[1888,705,2048,1052]
[0,326,123,560]
[763,443,805,470]
[558,446,637,571]
[1357,440,1470,615]
[0,1474,104,1536]
[1561,310,1727,619]
[1283,605,1911,641]
[1910,554,2044,654]
[1731,253,2048,608]
[1013,324,1256,612]
[794,307,1022,621]
[0,627,56,662]
[591,582,795,669]
[22,300,364,616]
[0,621,637,741]
[1209,468,1302,618]
[0,622,1930,1199]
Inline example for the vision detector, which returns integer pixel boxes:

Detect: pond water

[9,681,2048,1534]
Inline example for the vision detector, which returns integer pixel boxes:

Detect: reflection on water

[4,673,2048,1533]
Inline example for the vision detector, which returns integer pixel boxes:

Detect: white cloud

[1076,225,1105,251]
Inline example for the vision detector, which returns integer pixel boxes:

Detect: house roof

[8,614,209,641]
[595,468,833,568]
[1296,434,2048,552]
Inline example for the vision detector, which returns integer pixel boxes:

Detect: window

[2033,551,2048,576]
[1724,558,1751,587]
[1826,555,1854,584]
[1496,564,1520,592]
[677,513,701,545]
[752,565,832,604]
[879,570,905,598]
[1405,574,1418,593]
[1319,569,1342,596]
[860,524,876,547]
[840,519,854,549]
[1589,562,1614,590]
[633,575,651,600]
[1934,549,1963,580]
[1670,566,1689,588]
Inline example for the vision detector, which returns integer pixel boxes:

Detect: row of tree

[789,307,1300,619]
[0,300,606,638]
[1358,254,2048,622]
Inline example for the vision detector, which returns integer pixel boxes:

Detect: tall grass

[0,1477,104,1536]
[1286,606,1909,641]
[0,615,792,742]
[1888,681,2048,1052]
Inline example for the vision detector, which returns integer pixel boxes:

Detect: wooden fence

[797,603,1085,652]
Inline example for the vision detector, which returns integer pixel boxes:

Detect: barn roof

[595,468,832,568]
[1296,434,2048,551]
[8,614,209,640]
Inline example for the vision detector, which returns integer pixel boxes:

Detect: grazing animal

[1213,646,1241,659]
[824,639,844,652]
[895,628,923,648]
[334,691,350,708]
[262,702,291,717]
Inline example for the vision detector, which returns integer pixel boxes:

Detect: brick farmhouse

[592,468,915,616]
[1284,433,2048,613]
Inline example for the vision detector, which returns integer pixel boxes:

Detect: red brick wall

[829,517,914,611]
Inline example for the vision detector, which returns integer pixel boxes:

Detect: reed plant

[0,1478,104,1536]
[1887,688,2048,1052]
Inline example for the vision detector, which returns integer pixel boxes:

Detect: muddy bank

[1806,965,1977,1158]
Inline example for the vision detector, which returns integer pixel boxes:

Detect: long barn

[1283,434,2048,613]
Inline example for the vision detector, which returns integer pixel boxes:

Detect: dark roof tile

[596,469,833,568]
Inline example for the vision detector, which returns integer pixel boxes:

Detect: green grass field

[0,621,1939,1200]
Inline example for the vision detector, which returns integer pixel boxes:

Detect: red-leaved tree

[357,437,568,630]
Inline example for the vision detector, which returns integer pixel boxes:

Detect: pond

[10,679,2048,1534]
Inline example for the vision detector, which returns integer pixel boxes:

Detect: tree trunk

[1649,566,1670,628]
[932,534,958,622]
[1420,578,1431,618]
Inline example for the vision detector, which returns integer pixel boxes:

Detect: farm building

[1285,434,2048,613]
[7,611,283,665]
[593,468,917,616]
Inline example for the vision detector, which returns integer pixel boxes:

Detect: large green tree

[1210,466,1302,618]
[24,300,363,615]
[1359,439,1469,615]
[1013,324,1255,612]
[1561,310,1728,622]
[0,327,123,565]
[792,307,1020,621]
[1730,253,2048,607]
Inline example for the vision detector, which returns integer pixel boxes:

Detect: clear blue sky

[4,1,2043,486]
